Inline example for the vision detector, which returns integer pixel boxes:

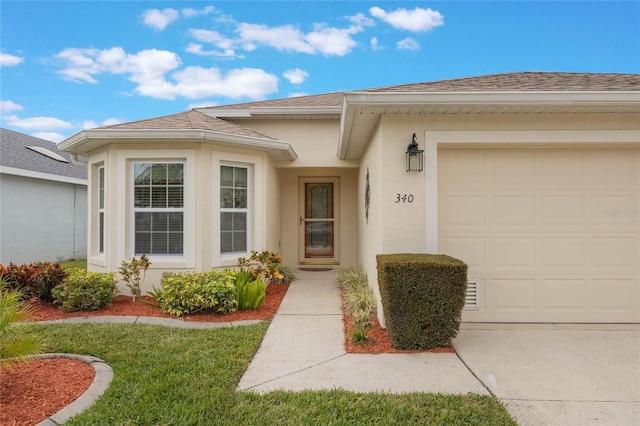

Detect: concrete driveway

[454,323,640,426]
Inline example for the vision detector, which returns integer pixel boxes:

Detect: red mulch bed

[0,358,94,426]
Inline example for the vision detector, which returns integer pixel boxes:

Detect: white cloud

[288,92,309,98]
[349,13,375,27]
[370,37,383,51]
[55,47,182,99]
[370,6,444,32]
[182,6,215,18]
[172,66,278,100]
[189,101,219,109]
[80,118,123,129]
[4,115,74,131]
[283,68,309,85]
[186,30,241,58]
[142,8,179,30]
[397,37,421,51]
[33,132,66,143]
[186,43,239,58]
[0,100,23,113]
[0,52,24,67]
[237,22,362,56]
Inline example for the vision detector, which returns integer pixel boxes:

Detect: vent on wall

[464,280,479,310]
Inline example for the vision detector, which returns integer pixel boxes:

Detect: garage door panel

[591,195,640,228]
[591,278,639,311]
[537,152,586,189]
[591,237,639,268]
[490,237,536,270]
[439,147,639,323]
[492,196,536,227]
[492,279,536,311]
[540,195,587,227]
[590,151,640,187]
[541,237,586,268]
[440,237,486,269]
[441,195,485,226]
[490,152,535,186]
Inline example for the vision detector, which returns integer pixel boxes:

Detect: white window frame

[119,149,195,269]
[98,165,105,254]
[89,154,107,268]
[131,161,185,257]
[220,163,250,255]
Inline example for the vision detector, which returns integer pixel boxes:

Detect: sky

[1,1,638,143]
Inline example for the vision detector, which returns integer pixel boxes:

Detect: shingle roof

[100,109,276,140]
[365,72,640,93]
[1,128,87,180]
[211,72,640,110]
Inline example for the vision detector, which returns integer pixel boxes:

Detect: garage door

[438,147,639,322]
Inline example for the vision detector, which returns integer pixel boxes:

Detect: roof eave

[58,129,298,161]
[337,91,640,160]
[199,106,343,118]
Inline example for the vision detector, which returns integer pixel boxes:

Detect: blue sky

[1,1,638,143]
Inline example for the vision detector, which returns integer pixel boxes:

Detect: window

[220,165,248,254]
[98,166,105,254]
[133,162,184,255]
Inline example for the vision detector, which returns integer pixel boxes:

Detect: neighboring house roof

[0,128,87,184]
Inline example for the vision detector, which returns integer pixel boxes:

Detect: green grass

[33,323,516,426]
[61,258,87,271]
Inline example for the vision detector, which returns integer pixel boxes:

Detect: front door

[299,178,338,264]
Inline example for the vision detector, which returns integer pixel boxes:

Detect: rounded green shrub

[52,270,118,312]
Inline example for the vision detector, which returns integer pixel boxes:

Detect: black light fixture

[405,133,424,172]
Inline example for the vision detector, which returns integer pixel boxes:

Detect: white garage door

[439,147,639,323]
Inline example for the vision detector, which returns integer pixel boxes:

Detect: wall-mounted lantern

[406,133,424,173]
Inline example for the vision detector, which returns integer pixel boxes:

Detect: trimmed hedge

[52,270,118,312]
[377,254,467,350]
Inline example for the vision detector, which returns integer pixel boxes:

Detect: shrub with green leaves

[118,255,150,302]
[0,279,44,366]
[377,254,467,350]
[52,270,118,312]
[152,270,237,317]
[235,270,266,310]
[337,265,375,328]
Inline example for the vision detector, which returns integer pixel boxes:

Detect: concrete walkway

[238,270,640,426]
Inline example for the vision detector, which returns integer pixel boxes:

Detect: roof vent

[26,146,69,163]
[464,280,479,310]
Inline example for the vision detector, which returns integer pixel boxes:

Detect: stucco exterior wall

[0,174,87,264]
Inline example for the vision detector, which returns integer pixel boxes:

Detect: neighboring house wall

[0,173,87,264]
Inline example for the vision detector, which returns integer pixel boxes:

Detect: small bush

[0,261,67,302]
[237,251,284,283]
[235,271,266,310]
[336,265,368,290]
[52,270,118,312]
[0,279,44,365]
[118,255,150,302]
[153,270,237,317]
[377,254,467,350]
[350,325,373,345]
[278,265,297,284]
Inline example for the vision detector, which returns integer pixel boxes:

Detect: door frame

[298,177,340,265]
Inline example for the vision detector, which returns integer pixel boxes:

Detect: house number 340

[395,194,414,203]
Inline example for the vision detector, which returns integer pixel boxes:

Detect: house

[1,128,87,264]
[58,72,640,323]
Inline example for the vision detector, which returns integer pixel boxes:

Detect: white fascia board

[58,129,298,161]
[342,91,640,107]
[200,107,342,118]
[0,165,87,185]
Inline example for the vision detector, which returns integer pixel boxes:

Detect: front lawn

[35,323,516,425]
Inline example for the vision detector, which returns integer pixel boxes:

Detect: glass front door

[300,179,337,262]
